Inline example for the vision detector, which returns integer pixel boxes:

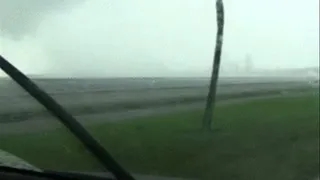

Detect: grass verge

[0,94,319,180]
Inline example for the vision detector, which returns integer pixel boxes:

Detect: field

[0,94,319,180]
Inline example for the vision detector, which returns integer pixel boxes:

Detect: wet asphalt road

[0,89,316,135]
[0,80,310,114]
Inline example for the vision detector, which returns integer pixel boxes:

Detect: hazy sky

[0,0,319,77]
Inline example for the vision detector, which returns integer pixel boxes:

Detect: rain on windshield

[0,0,319,180]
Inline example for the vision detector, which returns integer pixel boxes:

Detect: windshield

[0,0,319,180]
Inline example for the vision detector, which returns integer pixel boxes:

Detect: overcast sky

[0,0,319,77]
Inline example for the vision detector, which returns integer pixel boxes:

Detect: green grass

[0,94,319,180]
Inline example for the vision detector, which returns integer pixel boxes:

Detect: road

[1,91,317,135]
[0,80,311,115]
[0,78,317,134]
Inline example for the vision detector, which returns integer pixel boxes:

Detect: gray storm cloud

[0,0,319,77]
[0,0,85,38]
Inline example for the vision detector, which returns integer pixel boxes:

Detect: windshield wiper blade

[0,55,135,180]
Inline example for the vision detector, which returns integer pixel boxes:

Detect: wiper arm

[0,165,113,180]
[0,55,135,180]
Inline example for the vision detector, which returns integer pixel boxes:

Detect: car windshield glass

[0,1,319,180]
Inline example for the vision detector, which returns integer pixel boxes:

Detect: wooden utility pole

[202,0,225,131]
